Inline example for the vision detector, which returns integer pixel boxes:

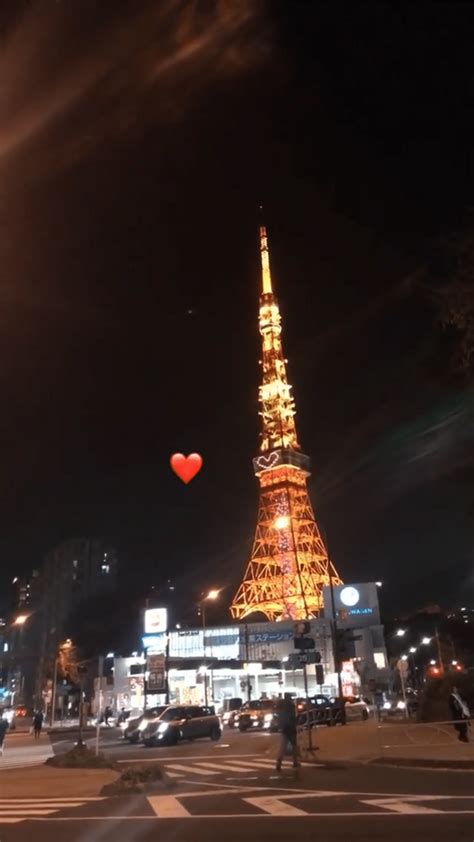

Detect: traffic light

[335,629,361,661]
[294,620,314,650]
[294,621,311,636]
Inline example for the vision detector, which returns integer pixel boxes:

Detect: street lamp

[13,614,29,626]
[409,647,417,653]
[421,637,432,645]
[395,629,406,637]
[200,589,221,706]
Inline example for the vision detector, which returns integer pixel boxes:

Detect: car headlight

[157,722,169,733]
[396,701,406,709]
[264,713,273,722]
[383,702,392,710]
[251,714,258,720]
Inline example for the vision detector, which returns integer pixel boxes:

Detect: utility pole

[435,626,444,672]
[201,601,208,707]
[50,654,58,727]
[95,655,104,756]
[244,623,251,702]
[164,632,170,705]
[329,570,346,725]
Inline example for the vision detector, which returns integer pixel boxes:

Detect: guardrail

[297,705,344,731]
[376,719,472,755]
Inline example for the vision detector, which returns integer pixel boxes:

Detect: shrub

[46,745,117,769]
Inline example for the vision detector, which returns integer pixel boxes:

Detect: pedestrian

[449,686,471,743]
[0,715,8,756]
[104,705,112,726]
[33,710,44,740]
[275,694,299,772]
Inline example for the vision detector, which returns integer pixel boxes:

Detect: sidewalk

[298,720,474,769]
[0,766,119,798]
[0,731,54,770]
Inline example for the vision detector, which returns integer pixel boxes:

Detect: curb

[370,757,474,771]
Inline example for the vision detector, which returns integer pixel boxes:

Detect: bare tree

[435,224,474,377]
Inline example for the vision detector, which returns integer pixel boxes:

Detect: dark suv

[142,704,221,746]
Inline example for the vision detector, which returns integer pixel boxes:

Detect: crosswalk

[0,797,105,824]
[160,755,319,779]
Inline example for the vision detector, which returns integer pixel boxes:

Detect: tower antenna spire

[259,211,273,295]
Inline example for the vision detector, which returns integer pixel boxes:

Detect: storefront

[100,583,389,713]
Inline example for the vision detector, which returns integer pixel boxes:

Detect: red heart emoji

[170,452,203,484]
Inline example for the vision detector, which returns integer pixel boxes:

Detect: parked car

[122,707,165,742]
[294,695,335,726]
[236,700,277,732]
[222,698,243,729]
[341,695,371,721]
[142,704,221,746]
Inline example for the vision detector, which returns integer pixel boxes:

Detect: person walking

[0,715,8,756]
[449,686,471,743]
[104,705,112,726]
[33,710,44,740]
[275,694,299,772]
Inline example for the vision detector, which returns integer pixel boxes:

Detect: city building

[100,581,388,713]
[2,539,118,710]
[35,538,118,709]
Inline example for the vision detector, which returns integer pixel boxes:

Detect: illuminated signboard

[144,607,168,634]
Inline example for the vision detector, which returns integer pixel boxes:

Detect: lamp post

[200,589,220,707]
[6,614,31,708]
[408,647,417,688]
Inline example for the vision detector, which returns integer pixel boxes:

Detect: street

[0,726,472,840]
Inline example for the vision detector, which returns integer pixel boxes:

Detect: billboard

[144,607,168,634]
[147,653,166,693]
[322,582,381,627]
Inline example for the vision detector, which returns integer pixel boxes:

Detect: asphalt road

[1,727,472,841]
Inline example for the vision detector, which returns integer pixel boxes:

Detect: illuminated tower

[230,226,342,621]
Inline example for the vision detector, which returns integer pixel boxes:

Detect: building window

[72,559,78,569]
[101,563,110,574]
[374,652,386,669]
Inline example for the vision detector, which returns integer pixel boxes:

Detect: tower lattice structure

[230,226,342,621]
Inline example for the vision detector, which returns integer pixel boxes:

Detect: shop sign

[248,630,294,644]
[144,607,168,634]
[147,653,166,692]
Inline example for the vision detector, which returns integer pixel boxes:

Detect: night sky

[0,0,473,617]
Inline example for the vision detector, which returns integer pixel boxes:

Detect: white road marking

[244,796,308,816]
[0,796,105,824]
[0,810,58,817]
[147,795,191,818]
[197,761,271,773]
[361,796,448,815]
[165,763,219,776]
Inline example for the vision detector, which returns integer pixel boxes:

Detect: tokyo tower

[230,225,342,621]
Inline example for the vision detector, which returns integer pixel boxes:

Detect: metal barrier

[297,704,344,732]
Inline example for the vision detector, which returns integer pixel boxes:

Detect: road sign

[294,636,315,650]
